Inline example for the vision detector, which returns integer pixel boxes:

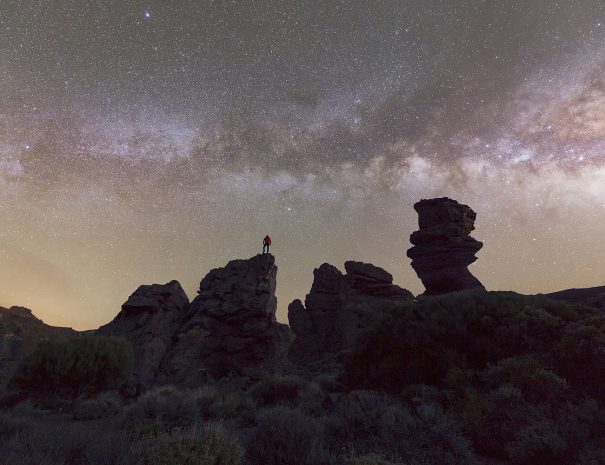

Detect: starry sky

[3,1,605,330]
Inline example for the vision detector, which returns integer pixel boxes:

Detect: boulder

[288,261,413,364]
[97,280,189,386]
[407,197,484,295]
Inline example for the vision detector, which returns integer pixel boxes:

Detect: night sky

[3,1,605,330]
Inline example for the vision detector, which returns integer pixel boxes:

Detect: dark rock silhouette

[5,306,41,321]
[97,280,189,386]
[288,261,413,364]
[407,197,484,295]
[542,285,605,309]
[162,253,292,384]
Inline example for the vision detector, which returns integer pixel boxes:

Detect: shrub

[341,290,604,396]
[73,392,121,420]
[340,290,605,462]
[323,391,477,465]
[126,385,198,429]
[0,416,133,465]
[344,456,404,465]
[249,376,306,407]
[506,421,568,465]
[483,357,568,402]
[10,335,134,399]
[0,413,29,443]
[247,407,330,465]
[131,422,243,465]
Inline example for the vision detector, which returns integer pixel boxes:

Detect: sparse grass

[130,421,244,465]
[246,406,332,465]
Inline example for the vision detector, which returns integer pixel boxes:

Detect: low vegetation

[9,335,134,399]
[2,290,604,464]
[342,289,605,464]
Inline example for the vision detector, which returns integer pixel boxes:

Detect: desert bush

[483,357,568,402]
[249,375,306,407]
[506,421,568,465]
[126,385,198,429]
[0,416,133,465]
[10,335,134,399]
[194,385,220,418]
[341,290,605,461]
[344,455,404,465]
[342,290,605,396]
[0,413,29,443]
[297,382,329,417]
[247,406,331,465]
[191,384,255,426]
[73,392,122,420]
[323,391,476,465]
[131,421,243,465]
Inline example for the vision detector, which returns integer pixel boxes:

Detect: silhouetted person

[263,235,272,254]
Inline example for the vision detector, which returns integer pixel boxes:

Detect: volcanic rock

[407,197,484,295]
[97,280,189,386]
[162,254,292,384]
[6,306,41,321]
[288,261,413,364]
[542,285,605,309]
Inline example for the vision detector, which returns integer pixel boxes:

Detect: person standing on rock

[263,235,272,254]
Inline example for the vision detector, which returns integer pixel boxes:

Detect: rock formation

[542,285,605,309]
[288,261,413,364]
[162,254,292,384]
[97,280,190,386]
[5,306,41,321]
[407,197,484,295]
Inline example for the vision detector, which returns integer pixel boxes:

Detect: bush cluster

[342,290,605,464]
[10,335,134,399]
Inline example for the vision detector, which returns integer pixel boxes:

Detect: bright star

[144,10,151,18]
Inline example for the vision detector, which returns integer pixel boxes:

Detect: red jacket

[263,236,272,245]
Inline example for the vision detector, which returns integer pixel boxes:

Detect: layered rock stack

[407,197,484,295]
[99,254,292,387]
[288,261,413,364]
[162,254,292,384]
[97,280,190,386]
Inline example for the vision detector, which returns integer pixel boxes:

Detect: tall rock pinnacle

[162,253,293,384]
[407,197,484,295]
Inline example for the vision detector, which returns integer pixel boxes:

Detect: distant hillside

[542,285,605,309]
[0,306,76,385]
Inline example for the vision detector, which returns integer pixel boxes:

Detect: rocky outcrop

[288,261,413,364]
[6,306,41,321]
[97,280,189,386]
[162,254,292,384]
[542,285,605,309]
[407,197,484,295]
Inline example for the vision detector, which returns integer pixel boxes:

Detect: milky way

[3,1,605,329]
